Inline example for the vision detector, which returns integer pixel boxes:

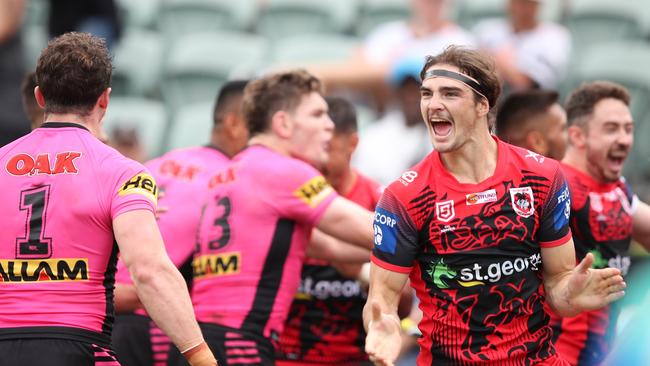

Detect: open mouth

[606,150,628,171]
[430,118,453,137]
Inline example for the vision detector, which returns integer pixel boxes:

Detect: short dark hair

[496,89,559,139]
[242,69,322,136]
[325,96,357,134]
[420,45,501,110]
[213,80,249,126]
[565,81,631,127]
[35,32,112,116]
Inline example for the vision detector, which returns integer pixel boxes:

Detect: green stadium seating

[356,0,410,37]
[566,0,645,48]
[104,97,168,158]
[270,34,359,65]
[115,0,161,30]
[112,29,164,97]
[256,0,358,40]
[158,0,257,38]
[166,102,214,150]
[162,31,267,111]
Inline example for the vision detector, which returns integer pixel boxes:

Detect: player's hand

[365,301,401,366]
[567,253,626,311]
[184,341,218,366]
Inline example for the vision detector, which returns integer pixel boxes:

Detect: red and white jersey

[0,123,156,347]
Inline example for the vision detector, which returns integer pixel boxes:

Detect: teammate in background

[495,89,568,161]
[276,96,381,365]
[548,81,650,365]
[0,32,216,366]
[167,70,375,366]
[363,46,626,366]
[112,80,249,366]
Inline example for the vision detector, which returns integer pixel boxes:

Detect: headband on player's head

[423,69,489,106]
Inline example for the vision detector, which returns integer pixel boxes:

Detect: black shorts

[167,322,275,366]
[113,313,171,366]
[0,338,120,366]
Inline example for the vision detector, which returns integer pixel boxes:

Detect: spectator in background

[48,0,122,50]
[110,125,146,162]
[473,0,570,93]
[353,57,432,186]
[0,0,31,147]
[21,72,44,130]
[309,0,475,107]
[496,89,568,160]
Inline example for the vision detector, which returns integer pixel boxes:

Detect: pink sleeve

[272,162,338,226]
[109,160,158,219]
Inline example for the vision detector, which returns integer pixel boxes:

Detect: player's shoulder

[505,142,560,180]
[384,152,435,203]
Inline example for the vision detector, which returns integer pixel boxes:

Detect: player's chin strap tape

[423,69,489,106]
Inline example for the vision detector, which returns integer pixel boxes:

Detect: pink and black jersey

[550,163,637,366]
[372,139,572,365]
[278,171,382,364]
[115,145,229,286]
[192,145,338,342]
[0,123,156,347]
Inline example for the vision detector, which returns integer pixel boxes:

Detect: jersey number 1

[16,186,52,259]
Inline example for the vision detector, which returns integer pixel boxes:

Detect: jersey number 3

[208,196,231,250]
[16,185,52,259]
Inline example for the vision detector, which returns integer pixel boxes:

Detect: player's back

[0,123,155,347]
[192,145,337,339]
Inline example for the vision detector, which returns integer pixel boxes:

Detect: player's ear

[34,86,46,108]
[97,88,111,109]
[348,132,359,155]
[270,110,292,138]
[476,96,490,117]
[567,125,586,149]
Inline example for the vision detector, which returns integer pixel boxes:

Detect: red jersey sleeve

[538,166,572,247]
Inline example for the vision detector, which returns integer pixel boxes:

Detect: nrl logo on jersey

[436,200,455,222]
[509,187,535,217]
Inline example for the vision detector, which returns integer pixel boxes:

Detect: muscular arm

[632,200,650,251]
[542,239,626,317]
[317,197,374,249]
[363,264,409,366]
[114,210,216,365]
[307,228,370,263]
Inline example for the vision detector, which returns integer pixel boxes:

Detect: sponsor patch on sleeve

[552,183,571,231]
[373,207,400,254]
[118,173,158,204]
[294,176,334,208]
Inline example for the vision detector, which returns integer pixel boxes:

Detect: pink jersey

[0,123,156,347]
[115,146,230,286]
[192,145,338,340]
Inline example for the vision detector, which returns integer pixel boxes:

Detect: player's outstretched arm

[632,200,650,251]
[363,264,409,366]
[542,239,626,318]
[114,210,218,366]
[307,228,371,263]
[317,197,374,249]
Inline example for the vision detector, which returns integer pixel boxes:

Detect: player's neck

[562,147,597,181]
[328,167,356,196]
[43,113,102,138]
[440,132,498,185]
[248,134,290,156]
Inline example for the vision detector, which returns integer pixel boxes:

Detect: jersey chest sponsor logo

[589,249,631,276]
[427,253,542,289]
[466,189,498,206]
[118,173,158,203]
[193,252,240,279]
[374,207,399,254]
[436,200,455,222]
[207,167,236,188]
[159,160,202,181]
[509,187,535,217]
[6,152,82,176]
[0,258,89,283]
[296,276,363,300]
[294,176,333,208]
